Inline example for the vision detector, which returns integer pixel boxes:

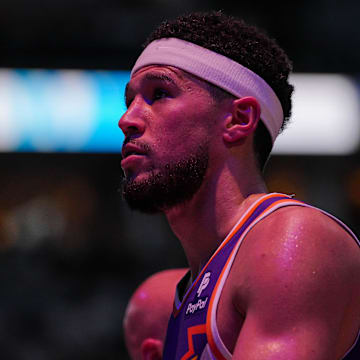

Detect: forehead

[127,65,212,94]
[130,65,184,86]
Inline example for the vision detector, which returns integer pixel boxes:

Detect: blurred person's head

[124,269,187,360]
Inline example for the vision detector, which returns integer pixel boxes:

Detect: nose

[118,98,146,137]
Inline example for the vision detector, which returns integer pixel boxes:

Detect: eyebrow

[143,73,177,85]
[124,72,178,106]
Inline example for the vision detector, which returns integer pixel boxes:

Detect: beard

[121,143,209,213]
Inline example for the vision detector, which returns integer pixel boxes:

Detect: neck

[164,159,268,281]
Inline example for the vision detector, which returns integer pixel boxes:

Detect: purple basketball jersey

[162,193,360,360]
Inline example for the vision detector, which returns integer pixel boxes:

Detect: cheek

[152,109,194,150]
[149,98,217,157]
[153,133,190,160]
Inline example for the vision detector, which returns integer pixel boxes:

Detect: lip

[121,153,145,163]
[121,154,148,175]
[121,143,146,159]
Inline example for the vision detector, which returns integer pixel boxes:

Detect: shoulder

[246,204,359,265]
[230,204,360,309]
[227,204,360,360]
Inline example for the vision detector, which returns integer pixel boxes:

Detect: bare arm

[231,207,360,360]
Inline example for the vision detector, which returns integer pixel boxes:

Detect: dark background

[0,1,360,359]
[1,0,360,73]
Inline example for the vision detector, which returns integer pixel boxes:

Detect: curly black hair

[144,11,294,171]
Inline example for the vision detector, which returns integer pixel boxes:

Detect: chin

[121,144,209,213]
[124,168,153,183]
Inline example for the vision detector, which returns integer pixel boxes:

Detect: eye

[153,88,169,101]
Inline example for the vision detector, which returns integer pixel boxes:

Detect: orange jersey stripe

[174,193,290,317]
[206,198,302,358]
[181,324,207,360]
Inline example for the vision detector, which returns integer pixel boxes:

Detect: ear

[140,338,163,360]
[223,96,261,145]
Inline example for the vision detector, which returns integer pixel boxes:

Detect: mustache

[123,137,151,153]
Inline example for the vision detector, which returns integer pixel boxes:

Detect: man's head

[123,269,187,360]
[119,11,293,213]
[143,11,293,167]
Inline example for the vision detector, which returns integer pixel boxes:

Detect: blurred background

[0,0,360,359]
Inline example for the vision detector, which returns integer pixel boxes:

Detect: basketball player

[124,269,187,360]
[119,11,360,359]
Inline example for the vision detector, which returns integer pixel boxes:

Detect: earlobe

[141,338,163,360]
[223,96,261,144]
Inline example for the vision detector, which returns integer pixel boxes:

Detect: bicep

[232,310,337,360]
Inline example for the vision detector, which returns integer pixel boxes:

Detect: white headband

[131,38,284,144]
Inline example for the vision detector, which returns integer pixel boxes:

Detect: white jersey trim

[200,344,217,360]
